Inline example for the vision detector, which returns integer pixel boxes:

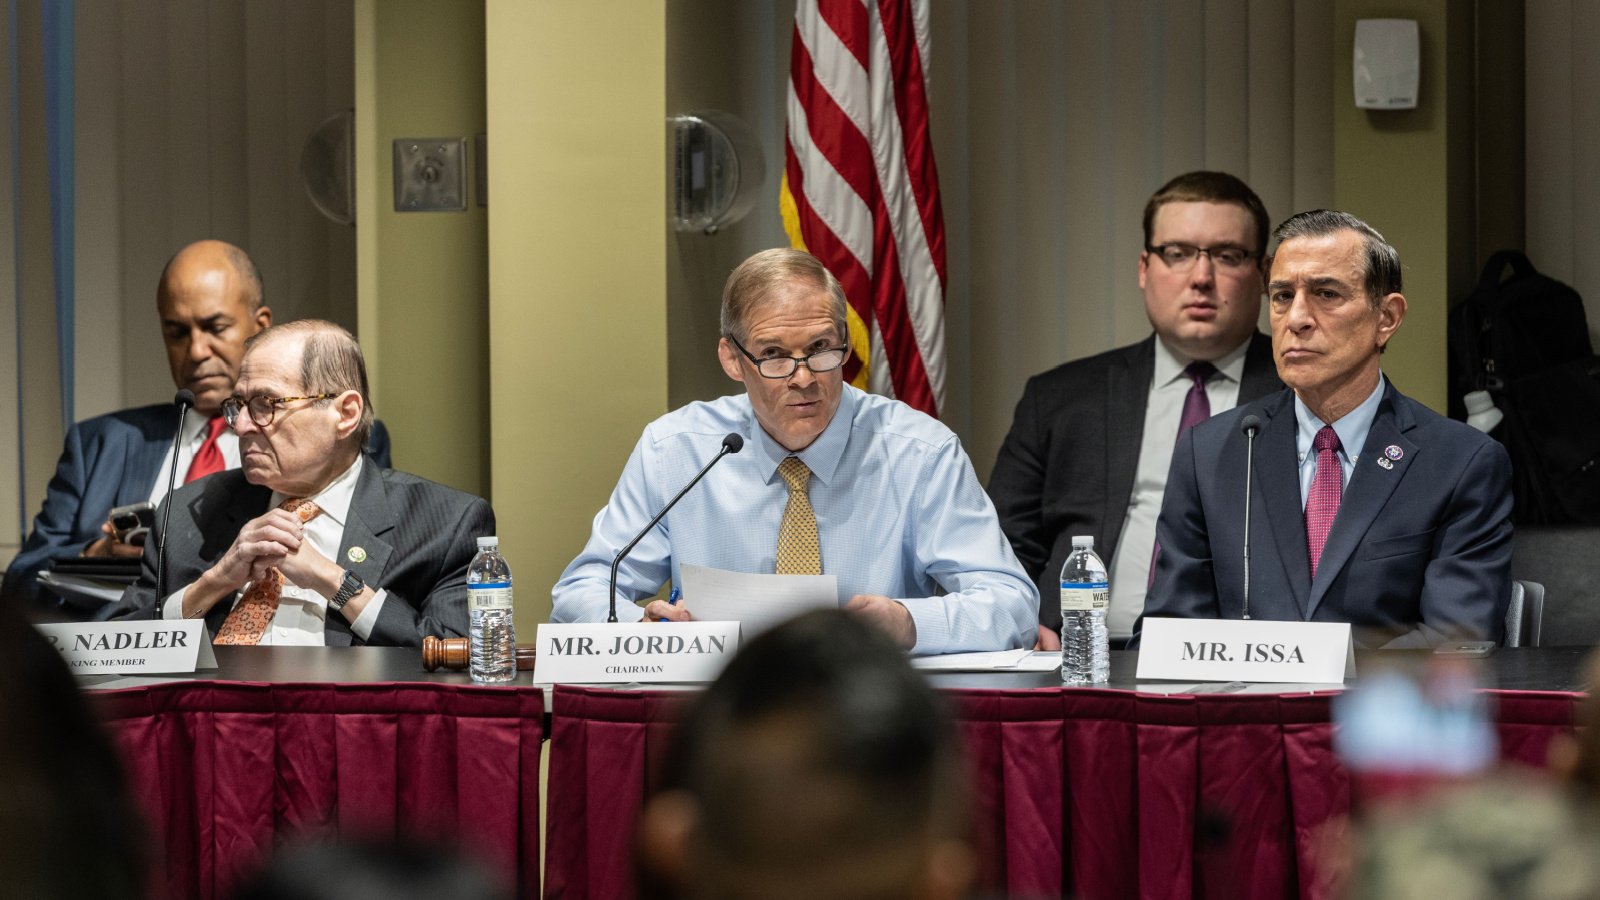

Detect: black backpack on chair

[1448,250,1600,524]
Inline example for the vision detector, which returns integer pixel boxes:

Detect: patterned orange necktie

[775,457,822,575]
[214,498,322,645]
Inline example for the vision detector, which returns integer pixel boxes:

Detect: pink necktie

[1305,426,1343,578]
[1149,362,1217,587]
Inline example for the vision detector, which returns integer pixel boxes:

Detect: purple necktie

[1306,426,1343,578]
[1150,361,1218,587]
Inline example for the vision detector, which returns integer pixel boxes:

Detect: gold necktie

[214,497,322,645]
[775,457,822,575]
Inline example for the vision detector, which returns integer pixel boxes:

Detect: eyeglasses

[1146,243,1261,271]
[221,393,338,428]
[726,333,848,379]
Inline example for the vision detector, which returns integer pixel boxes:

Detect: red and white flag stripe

[780,0,947,417]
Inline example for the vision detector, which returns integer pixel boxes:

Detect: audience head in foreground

[1141,209,1513,648]
[550,248,1037,654]
[114,319,495,646]
[638,610,974,900]
[0,605,145,899]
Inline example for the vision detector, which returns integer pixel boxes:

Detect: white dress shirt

[163,456,388,644]
[1105,336,1251,638]
[147,414,241,505]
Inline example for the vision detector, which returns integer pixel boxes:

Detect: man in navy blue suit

[2,241,390,616]
[1143,210,1513,649]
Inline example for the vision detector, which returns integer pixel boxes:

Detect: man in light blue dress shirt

[551,249,1037,654]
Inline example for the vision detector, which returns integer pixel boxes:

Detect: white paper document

[912,649,1061,672]
[676,563,837,637]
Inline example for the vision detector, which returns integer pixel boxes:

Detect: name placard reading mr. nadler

[533,622,742,685]
[1136,617,1355,684]
[38,621,218,675]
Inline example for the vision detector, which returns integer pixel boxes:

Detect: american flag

[779,0,947,418]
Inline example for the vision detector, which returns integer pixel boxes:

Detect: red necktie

[213,498,322,645]
[1150,361,1217,586]
[185,416,228,483]
[1306,426,1343,578]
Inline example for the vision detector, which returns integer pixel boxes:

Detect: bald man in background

[1,240,390,615]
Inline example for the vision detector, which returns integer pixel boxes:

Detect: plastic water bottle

[1060,535,1109,685]
[467,536,516,684]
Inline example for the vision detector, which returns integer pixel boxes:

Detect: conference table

[83,646,1591,900]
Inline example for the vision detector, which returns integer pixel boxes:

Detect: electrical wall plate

[392,138,467,212]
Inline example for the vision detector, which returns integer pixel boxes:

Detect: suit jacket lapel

[1255,391,1312,617]
[1307,386,1416,615]
[329,464,396,645]
[124,413,180,505]
[204,476,274,635]
[1102,338,1154,559]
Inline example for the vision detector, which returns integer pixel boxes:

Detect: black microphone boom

[607,432,744,623]
[157,390,197,600]
[1238,415,1261,621]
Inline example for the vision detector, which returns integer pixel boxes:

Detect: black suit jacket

[1,404,394,614]
[988,332,1283,630]
[114,462,492,645]
[1142,380,1514,649]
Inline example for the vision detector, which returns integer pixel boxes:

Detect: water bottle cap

[476,536,499,549]
[1071,535,1094,548]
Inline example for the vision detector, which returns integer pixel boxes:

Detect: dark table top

[75,645,1596,695]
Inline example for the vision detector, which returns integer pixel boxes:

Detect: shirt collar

[1152,334,1253,388]
[270,455,364,530]
[751,383,857,487]
[1294,373,1386,460]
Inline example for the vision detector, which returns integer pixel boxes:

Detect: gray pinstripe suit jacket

[113,462,493,645]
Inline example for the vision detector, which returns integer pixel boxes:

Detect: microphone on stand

[1239,415,1261,621]
[157,389,196,599]
[608,433,744,623]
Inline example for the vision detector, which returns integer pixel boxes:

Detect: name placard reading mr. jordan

[533,622,741,685]
[1137,617,1355,684]
[38,621,218,675]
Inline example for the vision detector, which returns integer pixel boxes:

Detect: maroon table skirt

[92,681,544,900]
[544,686,1580,900]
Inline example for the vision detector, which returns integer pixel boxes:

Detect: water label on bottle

[1060,583,1109,611]
[468,584,513,610]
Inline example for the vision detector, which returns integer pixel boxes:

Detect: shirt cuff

[161,585,192,619]
[347,588,388,641]
[899,597,949,655]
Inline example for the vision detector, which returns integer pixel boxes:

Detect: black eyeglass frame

[1144,242,1262,269]
[725,333,850,380]
[220,393,340,428]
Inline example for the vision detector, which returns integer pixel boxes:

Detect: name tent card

[39,621,218,675]
[533,622,741,685]
[1137,617,1355,684]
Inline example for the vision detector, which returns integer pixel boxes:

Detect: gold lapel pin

[347,546,368,563]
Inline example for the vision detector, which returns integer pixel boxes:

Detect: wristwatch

[329,569,366,612]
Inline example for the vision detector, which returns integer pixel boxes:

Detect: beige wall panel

[356,0,487,491]
[1525,2,1574,293]
[486,1,667,629]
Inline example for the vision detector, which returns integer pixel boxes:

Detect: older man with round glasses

[113,320,494,646]
[552,248,1036,653]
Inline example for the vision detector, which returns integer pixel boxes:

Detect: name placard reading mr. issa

[1137,617,1355,684]
[533,622,741,685]
[39,621,218,675]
